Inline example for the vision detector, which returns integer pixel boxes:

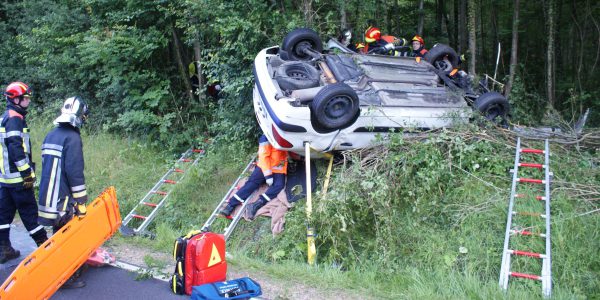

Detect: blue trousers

[0,187,42,241]
[229,167,285,206]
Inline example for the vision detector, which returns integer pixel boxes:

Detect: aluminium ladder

[120,148,205,236]
[499,137,552,298]
[200,157,256,240]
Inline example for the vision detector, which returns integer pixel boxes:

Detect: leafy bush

[221,127,599,297]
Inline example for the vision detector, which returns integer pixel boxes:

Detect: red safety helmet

[5,82,32,100]
[365,27,381,43]
[411,35,425,46]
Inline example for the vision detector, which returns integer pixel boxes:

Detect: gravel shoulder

[105,240,374,300]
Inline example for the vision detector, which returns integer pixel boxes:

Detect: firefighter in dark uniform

[218,135,288,220]
[411,35,428,58]
[38,96,89,288]
[361,26,388,54]
[0,82,48,263]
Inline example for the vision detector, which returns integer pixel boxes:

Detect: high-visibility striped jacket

[38,125,87,222]
[256,135,288,178]
[0,107,34,188]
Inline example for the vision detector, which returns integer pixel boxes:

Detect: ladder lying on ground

[200,157,256,240]
[120,148,205,236]
[499,137,552,298]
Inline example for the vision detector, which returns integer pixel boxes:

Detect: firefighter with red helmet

[0,82,48,263]
[411,35,428,57]
[361,26,388,54]
[37,96,89,288]
[218,135,288,220]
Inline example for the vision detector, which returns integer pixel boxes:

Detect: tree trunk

[545,0,556,106]
[478,0,485,70]
[193,31,205,107]
[459,0,468,54]
[303,0,313,27]
[339,0,347,30]
[436,0,444,35]
[569,0,585,93]
[453,0,459,49]
[444,2,455,47]
[491,0,500,70]
[171,27,194,103]
[505,0,520,98]
[418,0,425,35]
[467,0,476,75]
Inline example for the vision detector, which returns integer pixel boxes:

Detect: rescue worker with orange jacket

[0,82,48,264]
[411,35,428,57]
[218,135,288,220]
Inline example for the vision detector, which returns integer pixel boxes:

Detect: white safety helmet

[53,96,89,128]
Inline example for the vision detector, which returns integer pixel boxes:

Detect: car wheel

[424,44,459,71]
[311,83,359,130]
[281,28,323,61]
[276,62,320,91]
[474,92,510,123]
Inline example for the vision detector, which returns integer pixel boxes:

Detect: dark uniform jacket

[411,47,428,58]
[0,104,34,188]
[38,124,87,224]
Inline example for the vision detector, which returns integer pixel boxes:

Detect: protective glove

[23,173,35,189]
[384,43,395,51]
[393,38,408,47]
[74,203,87,219]
[265,176,274,186]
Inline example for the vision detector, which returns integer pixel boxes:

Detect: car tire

[474,92,510,122]
[275,62,320,91]
[424,44,459,72]
[281,28,323,61]
[311,83,359,130]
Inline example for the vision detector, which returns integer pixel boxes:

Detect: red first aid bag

[170,231,227,295]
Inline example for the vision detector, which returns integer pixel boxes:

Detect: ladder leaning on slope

[499,137,552,298]
[200,157,256,241]
[120,147,205,237]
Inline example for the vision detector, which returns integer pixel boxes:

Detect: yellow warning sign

[207,243,222,267]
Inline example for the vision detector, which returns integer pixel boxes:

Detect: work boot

[61,269,86,289]
[0,240,21,264]
[247,198,268,221]
[217,202,239,218]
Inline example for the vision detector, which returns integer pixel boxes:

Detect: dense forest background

[1,0,598,148]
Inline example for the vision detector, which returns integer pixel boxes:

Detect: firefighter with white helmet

[38,96,89,289]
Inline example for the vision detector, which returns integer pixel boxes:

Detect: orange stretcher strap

[0,187,121,299]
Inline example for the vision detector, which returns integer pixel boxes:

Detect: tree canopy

[1,0,598,147]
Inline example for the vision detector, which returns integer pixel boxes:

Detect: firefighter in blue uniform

[38,96,89,288]
[0,82,48,264]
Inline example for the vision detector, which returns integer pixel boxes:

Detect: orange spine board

[0,187,121,300]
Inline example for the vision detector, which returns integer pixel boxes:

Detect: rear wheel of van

[474,92,510,124]
[280,28,323,61]
[311,83,359,130]
[424,44,460,72]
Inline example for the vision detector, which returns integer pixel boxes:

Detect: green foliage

[304,129,512,272]
[507,74,546,125]
[220,127,598,297]
[3,0,599,148]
